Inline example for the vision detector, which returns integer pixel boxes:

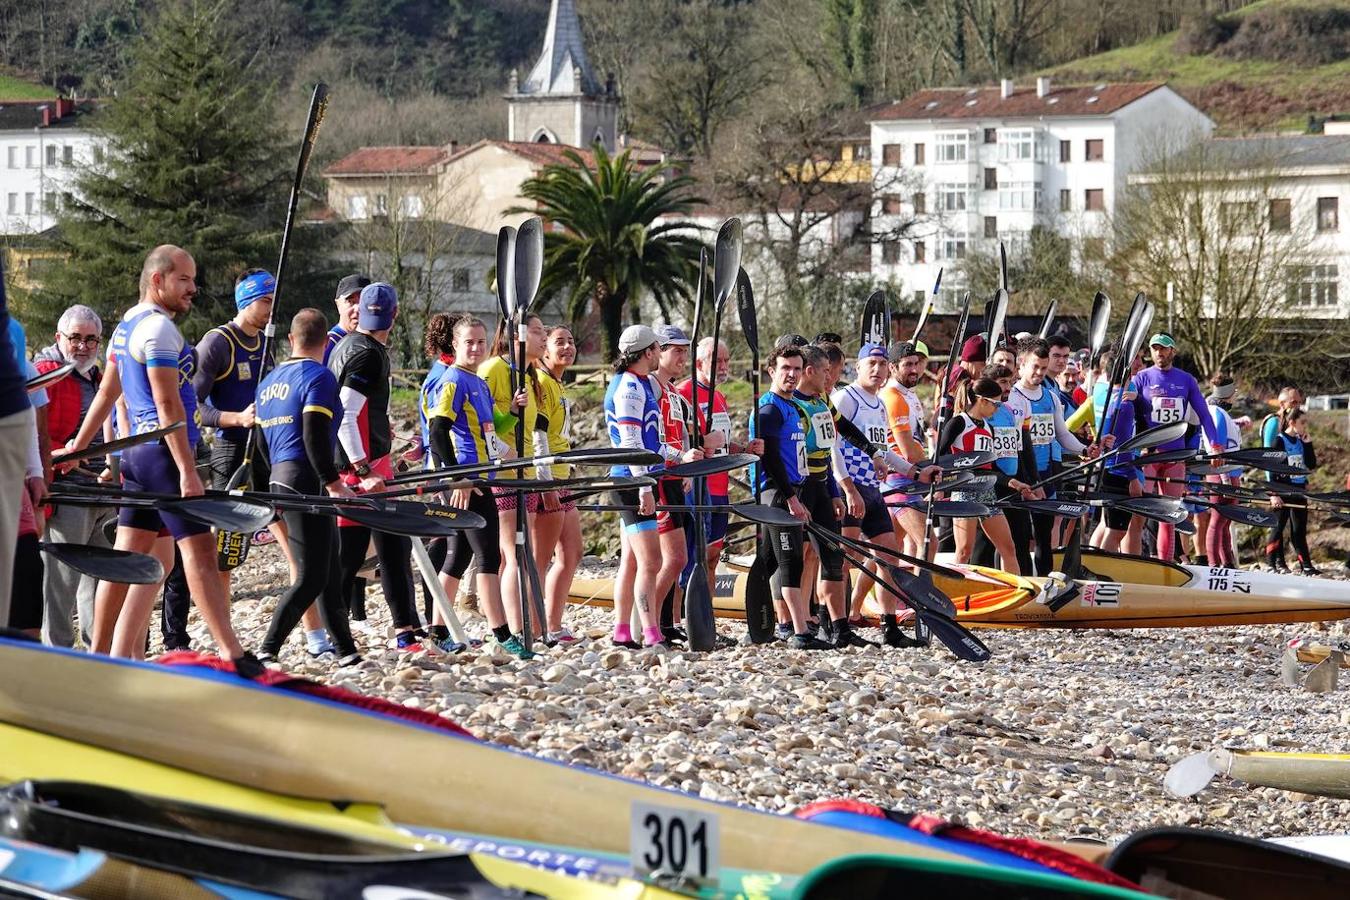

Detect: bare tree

[1115,136,1331,377]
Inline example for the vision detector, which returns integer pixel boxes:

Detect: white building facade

[0,99,102,235]
[869,79,1213,309]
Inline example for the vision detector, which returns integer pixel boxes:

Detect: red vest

[35,357,99,447]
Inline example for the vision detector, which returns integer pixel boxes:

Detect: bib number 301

[630,802,719,885]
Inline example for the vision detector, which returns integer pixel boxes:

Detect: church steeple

[520,0,601,97]
[507,0,619,151]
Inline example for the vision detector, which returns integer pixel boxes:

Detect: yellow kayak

[572,554,1350,629]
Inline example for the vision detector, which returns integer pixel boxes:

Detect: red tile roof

[870,81,1166,122]
[444,139,598,169]
[325,146,450,176]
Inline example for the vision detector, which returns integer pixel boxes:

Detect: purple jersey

[1129,366,1219,451]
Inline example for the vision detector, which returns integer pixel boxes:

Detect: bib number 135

[630,802,719,885]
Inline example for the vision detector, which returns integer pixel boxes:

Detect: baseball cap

[619,324,660,353]
[234,270,275,310]
[336,273,371,300]
[814,331,843,345]
[653,324,690,347]
[887,341,920,363]
[960,334,986,362]
[774,333,809,349]
[1149,332,1176,348]
[357,282,398,331]
[858,342,888,361]
[912,339,930,357]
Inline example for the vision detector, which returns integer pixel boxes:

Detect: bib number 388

[630,802,719,885]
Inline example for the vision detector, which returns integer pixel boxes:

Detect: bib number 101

[630,802,719,885]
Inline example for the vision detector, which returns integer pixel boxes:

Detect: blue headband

[235,271,276,310]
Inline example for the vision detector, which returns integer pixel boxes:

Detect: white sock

[306,628,333,653]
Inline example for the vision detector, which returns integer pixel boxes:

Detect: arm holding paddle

[336,385,384,493]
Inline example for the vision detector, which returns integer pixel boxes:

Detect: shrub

[1217,5,1350,66]
[1174,13,1237,56]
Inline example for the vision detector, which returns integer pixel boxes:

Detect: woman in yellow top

[537,324,583,643]
[480,314,547,639]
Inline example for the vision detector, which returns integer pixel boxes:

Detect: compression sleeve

[936,415,962,458]
[835,413,879,456]
[756,403,796,500]
[1305,441,1318,472]
[337,385,368,464]
[1189,378,1221,447]
[302,411,341,484]
[191,330,234,427]
[429,416,455,469]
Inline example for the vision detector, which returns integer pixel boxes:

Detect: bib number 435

[630,802,719,885]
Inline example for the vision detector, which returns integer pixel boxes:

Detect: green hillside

[0,72,56,101]
[1044,1,1350,132]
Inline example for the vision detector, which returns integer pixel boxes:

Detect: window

[1059,140,1071,163]
[984,216,997,238]
[999,182,1041,211]
[5,193,15,214]
[914,143,925,166]
[935,132,969,163]
[1221,201,1258,232]
[984,167,997,190]
[1085,188,1105,212]
[852,143,870,160]
[45,145,57,166]
[1059,188,1071,212]
[997,128,1036,162]
[1287,265,1339,308]
[1318,197,1339,232]
[882,143,902,166]
[24,193,35,214]
[373,193,388,216]
[62,145,73,165]
[941,239,967,260]
[880,242,901,264]
[913,240,926,263]
[1085,139,1104,161]
[1083,237,1106,261]
[25,146,35,167]
[938,184,968,212]
[346,194,368,219]
[451,267,471,292]
[398,195,424,218]
[1269,198,1291,232]
[913,192,926,215]
[5,148,14,168]
[92,145,105,164]
[983,128,997,144]
[881,195,903,215]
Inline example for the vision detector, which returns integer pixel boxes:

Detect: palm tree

[512,144,705,359]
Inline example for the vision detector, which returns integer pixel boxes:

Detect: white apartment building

[1129,131,1350,318]
[870,78,1213,309]
[0,99,102,235]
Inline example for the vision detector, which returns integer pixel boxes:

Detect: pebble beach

[208,550,1350,846]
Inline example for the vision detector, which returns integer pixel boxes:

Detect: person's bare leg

[954,519,976,564]
[627,529,663,641]
[542,507,580,633]
[1123,516,1143,556]
[653,527,688,630]
[90,527,157,655]
[177,533,246,658]
[109,536,174,658]
[614,531,635,634]
[982,515,1020,577]
[497,505,521,634]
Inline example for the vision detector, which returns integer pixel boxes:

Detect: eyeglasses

[63,334,100,346]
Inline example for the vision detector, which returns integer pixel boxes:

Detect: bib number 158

[630,802,719,885]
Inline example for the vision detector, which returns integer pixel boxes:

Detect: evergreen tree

[32,0,298,341]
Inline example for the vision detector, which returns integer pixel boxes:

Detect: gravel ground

[178,547,1350,845]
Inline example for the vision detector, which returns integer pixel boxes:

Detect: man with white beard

[33,305,115,646]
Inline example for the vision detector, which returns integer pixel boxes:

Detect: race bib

[710,411,731,456]
[971,432,993,454]
[866,423,888,446]
[1152,395,1184,424]
[485,425,506,460]
[1028,413,1055,446]
[1288,452,1304,470]
[993,426,1021,458]
[560,397,573,440]
[811,410,836,448]
[795,440,808,476]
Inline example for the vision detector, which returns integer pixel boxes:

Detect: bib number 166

[630,802,719,884]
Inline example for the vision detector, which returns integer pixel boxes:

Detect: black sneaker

[713,634,738,650]
[790,634,834,651]
[833,629,878,649]
[662,626,688,643]
[884,626,927,649]
[233,651,267,680]
[611,638,642,650]
[1300,562,1322,576]
[337,653,363,667]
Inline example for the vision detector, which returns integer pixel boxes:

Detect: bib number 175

[630,802,719,885]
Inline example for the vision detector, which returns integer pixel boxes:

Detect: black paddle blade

[1118,420,1188,455]
[165,497,275,533]
[736,267,757,355]
[885,565,957,619]
[514,216,544,314]
[51,421,185,465]
[985,289,1008,364]
[728,502,801,528]
[743,552,775,644]
[900,499,991,519]
[684,557,717,652]
[344,501,486,537]
[1036,297,1058,339]
[712,217,743,309]
[39,543,164,585]
[494,226,517,322]
[998,240,1009,292]
[934,449,997,471]
[1088,290,1111,359]
[1208,502,1279,528]
[663,453,757,480]
[26,362,75,394]
[1139,447,1201,467]
[860,289,888,348]
[887,568,991,663]
[1004,498,1092,518]
[1116,495,1189,525]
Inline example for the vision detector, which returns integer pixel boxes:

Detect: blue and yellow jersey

[432,364,499,468]
[115,303,200,446]
[257,358,341,466]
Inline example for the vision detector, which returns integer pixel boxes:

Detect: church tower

[506,0,619,152]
